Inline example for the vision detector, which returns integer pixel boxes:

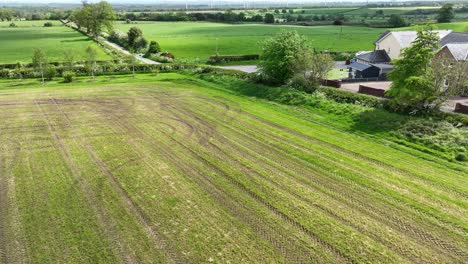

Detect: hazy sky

[0,0,430,3]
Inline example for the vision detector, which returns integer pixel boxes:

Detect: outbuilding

[348,62,380,78]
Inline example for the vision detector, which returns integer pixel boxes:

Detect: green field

[0,20,111,64]
[0,73,466,263]
[115,22,386,60]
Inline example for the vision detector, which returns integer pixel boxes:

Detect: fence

[358,85,387,97]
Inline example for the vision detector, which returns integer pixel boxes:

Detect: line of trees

[121,11,265,23]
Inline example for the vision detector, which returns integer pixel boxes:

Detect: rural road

[62,20,159,65]
[97,36,160,65]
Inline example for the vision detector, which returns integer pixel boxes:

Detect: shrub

[9,22,16,27]
[62,71,75,83]
[146,41,161,56]
[45,66,57,80]
[333,20,344,25]
[44,22,53,27]
[318,86,385,107]
[208,54,259,64]
[288,74,317,93]
[456,153,466,162]
[148,54,174,63]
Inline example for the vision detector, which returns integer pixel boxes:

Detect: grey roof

[441,43,468,61]
[349,62,373,71]
[356,50,391,63]
[373,30,391,44]
[439,32,468,46]
[372,63,394,70]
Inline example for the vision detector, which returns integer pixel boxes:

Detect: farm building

[348,62,380,78]
[435,43,468,61]
[355,50,391,64]
[348,62,393,79]
[374,30,468,59]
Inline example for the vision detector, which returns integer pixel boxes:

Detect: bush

[333,20,344,25]
[288,74,316,93]
[45,66,57,80]
[148,54,174,63]
[9,23,16,27]
[208,54,259,64]
[44,22,53,27]
[456,153,466,162]
[145,41,161,56]
[62,71,75,83]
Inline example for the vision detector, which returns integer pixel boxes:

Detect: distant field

[116,22,386,60]
[0,73,466,263]
[401,21,468,32]
[0,20,111,64]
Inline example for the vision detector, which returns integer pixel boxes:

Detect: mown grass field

[0,20,111,64]
[115,22,386,59]
[0,73,466,263]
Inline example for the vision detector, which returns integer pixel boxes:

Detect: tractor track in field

[47,98,183,264]
[35,99,140,264]
[162,100,422,262]
[242,110,468,198]
[179,95,468,261]
[96,100,326,263]
[136,94,355,263]
[226,121,468,260]
[0,156,8,264]
[197,97,468,231]
[99,101,311,263]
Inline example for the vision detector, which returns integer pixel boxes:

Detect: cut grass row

[0,73,466,263]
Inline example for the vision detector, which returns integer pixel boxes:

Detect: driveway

[217,65,258,73]
[341,81,391,93]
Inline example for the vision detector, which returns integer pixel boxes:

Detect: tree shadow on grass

[350,107,412,135]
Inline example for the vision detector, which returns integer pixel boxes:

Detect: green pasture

[0,73,465,263]
[116,22,386,60]
[0,21,112,64]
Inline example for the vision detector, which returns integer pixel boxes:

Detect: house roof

[375,30,453,48]
[349,62,374,71]
[439,32,468,46]
[356,50,391,63]
[440,43,468,61]
[372,63,394,70]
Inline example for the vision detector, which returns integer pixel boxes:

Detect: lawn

[0,20,112,64]
[115,22,386,60]
[0,73,466,263]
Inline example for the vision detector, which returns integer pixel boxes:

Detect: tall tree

[127,27,147,52]
[386,29,440,112]
[70,1,115,37]
[62,48,75,72]
[388,14,407,28]
[85,46,98,78]
[32,48,48,84]
[437,4,455,23]
[264,13,275,24]
[259,30,309,84]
